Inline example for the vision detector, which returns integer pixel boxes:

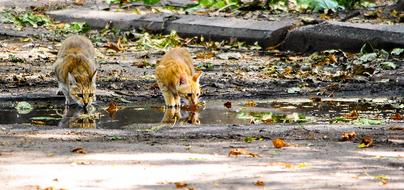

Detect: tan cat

[53,35,97,107]
[155,47,203,107]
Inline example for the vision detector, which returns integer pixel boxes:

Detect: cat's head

[177,71,203,105]
[68,71,97,107]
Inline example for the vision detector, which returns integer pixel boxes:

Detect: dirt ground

[0,124,403,190]
[0,30,403,190]
[0,1,403,189]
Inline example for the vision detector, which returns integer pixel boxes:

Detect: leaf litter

[228,148,260,158]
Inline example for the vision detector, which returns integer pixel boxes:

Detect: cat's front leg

[162,91,176,107]
[56,82,65,95]
[174,94,181,108]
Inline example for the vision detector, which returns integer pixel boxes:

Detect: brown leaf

[389,126,404,131]
[174,182,188,188]
[310,96,322,102]
[391,113,402,120]
[106,102,119,118]
[359,135,373,148]
[282,66,293,75]
[104,38,124,52]
[287,56,304,62]
[344,110,358,120]
[267,162,294,169]
[224,101,232,109]
[244,100,257,107]
[255,180,265,186]
[228,148,260,158]
[319,14,330,20]
[195,52,215,59]
[74,0,85,5]
[341,131,357,141]
[32,120,45,125]
[328,54,337,63]
[71,147,87,154]
[272,138,287,149]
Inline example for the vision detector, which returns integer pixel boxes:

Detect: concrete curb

[4,8,399,52]
[47,9,296,47]
[280,21,404,52]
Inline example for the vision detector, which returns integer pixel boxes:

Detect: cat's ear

[91,71,97,84]
[68,73,77,86]
[179,74,187,86]
[192,70,203,82]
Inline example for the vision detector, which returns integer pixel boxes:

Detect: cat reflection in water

[58,105,99,128]
[161,108,200,125]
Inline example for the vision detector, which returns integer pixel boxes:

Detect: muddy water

[0,98,402,129]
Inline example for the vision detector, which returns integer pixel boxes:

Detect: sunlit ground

[1,139,403,190]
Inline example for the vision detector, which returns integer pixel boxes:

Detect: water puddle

[0,98,402,129]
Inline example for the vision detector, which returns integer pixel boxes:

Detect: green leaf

[359,53,377,62]
[195,62,214,71]
[287,87,301,94]
[358,143,367,148]
[199,0,215,6]
[391,48,404,56]
[333,117,350,123]
[118,98,132,103]
[244,136,257,143]
[298,0,342,12]
[143,0,160,5]
[380,62,396,70]
[63,22,90,33]
[110,135,125,140]
[352,118,383,125]
[105,0,121,4]
[31,116,62,121]
[15,101,33,114]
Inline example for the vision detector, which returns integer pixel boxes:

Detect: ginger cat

[53,35,97,107]
[155,47,203,107]
[58,106,97,128]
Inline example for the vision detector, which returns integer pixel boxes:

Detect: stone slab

[166,15,295,47]
[47,9,168,31]
[280,21,404,52]
[47,9,296,47]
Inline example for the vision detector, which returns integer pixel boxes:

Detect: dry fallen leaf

[195,52,215,59]
[358,135,373,148]
[344,110,359,120]
[74,0,85,5]
[374,175,388,185]
[32,120,45,125]
[104,38,124,52]
[328,54,337,63]
[71,147,87,154]
[341,131,357,141]
[310,96,322,102]
[267,162,294,169]
[389,126,404,130]
[255,180,265,186]
[244,100,257,107]
[71,160,92,165]
[287,56,304,62]
[106,102,119,118]
[272,138,288,149]
[228,148,260,158]
[224,101,232,109]
[391,113,402,120]
[174,182,188,188]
